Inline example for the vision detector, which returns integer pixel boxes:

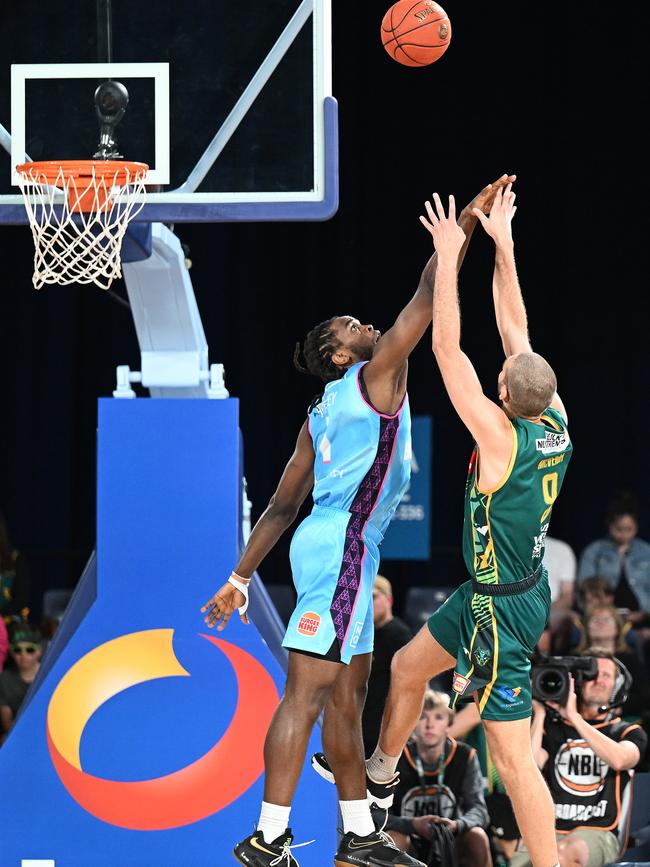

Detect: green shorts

[427,572,551,721]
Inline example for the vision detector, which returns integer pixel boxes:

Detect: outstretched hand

[419,192,466,259]
[467,173,516,216]
[472,182,517,244]
[201,581,249,631]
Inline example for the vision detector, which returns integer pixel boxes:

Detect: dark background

[1,1,648,619]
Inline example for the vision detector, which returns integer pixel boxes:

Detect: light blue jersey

[283,362,412,663]
[309,362,412,536]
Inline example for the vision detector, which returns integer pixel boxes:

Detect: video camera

[531,655,599,705]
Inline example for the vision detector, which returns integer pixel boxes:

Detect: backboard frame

[0,0,337,225]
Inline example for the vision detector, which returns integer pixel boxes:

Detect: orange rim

[16,160,149,185]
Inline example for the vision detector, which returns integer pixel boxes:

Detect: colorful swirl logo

[46,629,279,830]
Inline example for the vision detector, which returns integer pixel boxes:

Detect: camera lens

[532,665,568,702]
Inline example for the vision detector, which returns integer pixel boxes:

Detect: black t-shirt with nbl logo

[542,715,647,836]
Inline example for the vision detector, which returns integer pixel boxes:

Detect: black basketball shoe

[311,752,400,809]
[334,830,427,866]
[234,828,310,866]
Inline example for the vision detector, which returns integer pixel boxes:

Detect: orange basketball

[381,0,452,67]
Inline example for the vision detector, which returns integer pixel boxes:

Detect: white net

[17,162,147,290]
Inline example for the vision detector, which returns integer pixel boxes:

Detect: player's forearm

[492,241,530,355]
[234,501,299,578]
[567,713,631,771]
[418,208,478,295]
[431,256,461,353]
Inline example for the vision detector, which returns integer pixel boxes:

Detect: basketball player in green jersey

[365,185,571,867]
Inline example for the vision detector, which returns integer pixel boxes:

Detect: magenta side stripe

[341,415,402,648]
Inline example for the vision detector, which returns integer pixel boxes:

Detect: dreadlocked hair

[294,316,344,412]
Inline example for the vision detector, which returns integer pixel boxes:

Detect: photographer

[510,648,647,867]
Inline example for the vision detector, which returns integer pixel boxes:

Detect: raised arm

[201,421,314,630]
[473,185,530,357]
[423,192,512,452]
[363,175,516,408]
[474,185,568,422]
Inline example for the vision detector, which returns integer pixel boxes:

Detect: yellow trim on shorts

[479,597,499,713]
[476,426,518,495]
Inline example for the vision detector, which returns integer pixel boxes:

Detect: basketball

[381,0,452,67]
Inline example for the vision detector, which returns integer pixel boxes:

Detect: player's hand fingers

[448,194,456,222]
[205,606,222,627]
[424,199,438,224]
[240,612,250,626]
[205,598,226,626]
[217,611,233,632]
[419,214,435,236]
[471,207,489,228]
[432,192,444,221]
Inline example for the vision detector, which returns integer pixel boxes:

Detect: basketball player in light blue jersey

[201,175,514,867]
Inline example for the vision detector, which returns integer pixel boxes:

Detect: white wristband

[228,572,250,616]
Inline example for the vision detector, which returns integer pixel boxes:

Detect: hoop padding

[16,161,148,290]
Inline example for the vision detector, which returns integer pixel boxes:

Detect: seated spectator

[576,575,614,614]
[383,689,492,867]
[577,493,650,628]
[362,573,412,757]
[575,603,650,724]
[0,617,8,670]
[0,622,42,745]
[545,535,577,611]
[511,647,647,867]
[538,536,578,655]
[449,701,520,866]
[0,511,30,618]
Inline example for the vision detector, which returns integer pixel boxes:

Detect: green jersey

[463,407,572,585]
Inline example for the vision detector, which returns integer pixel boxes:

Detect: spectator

[0,622,42,745]
[383,689,492,867]
[511,648,647,867]
[566,578,620,652]
[0,617,8,670]
[449,701,519,866]
[538,536,578,655]
[576,576,614,614]
[0,511,30,618]
[576,604,650,722]
[361,574,412,756]
[577,493,650,626]
[545,536,577,611]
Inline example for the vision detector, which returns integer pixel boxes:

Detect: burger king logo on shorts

[297,611,321,637]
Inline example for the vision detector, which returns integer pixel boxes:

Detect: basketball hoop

[16,160,148,290]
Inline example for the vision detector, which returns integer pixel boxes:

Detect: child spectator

[0,622,42,745]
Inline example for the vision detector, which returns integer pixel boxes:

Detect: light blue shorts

[283,505,382,664]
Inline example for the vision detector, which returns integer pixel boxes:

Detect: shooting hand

[465,173,516,217]
[472,183,517,245]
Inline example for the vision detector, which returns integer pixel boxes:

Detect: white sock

[340,800,376,837]
[257,802,291,844]
[366,746,400,782]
